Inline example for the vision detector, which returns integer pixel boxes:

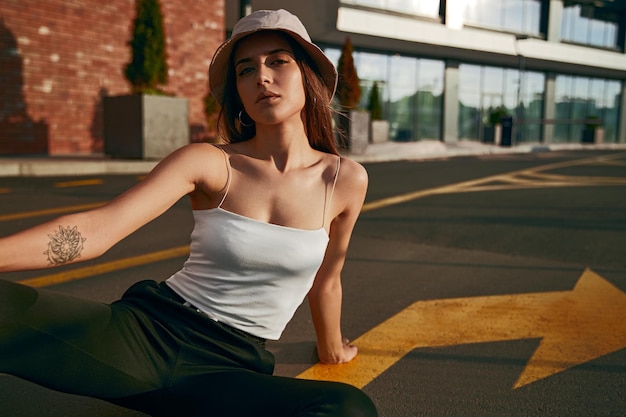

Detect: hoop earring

[238,110,254,127]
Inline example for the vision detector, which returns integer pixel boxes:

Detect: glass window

[555,74,621,143]
[416,59,444,140]
[386,55,415,141]
[339,0,440,18]
[354,51,388,110]
[521,72,545,142]
[554,76,574,143]
[459,63,544,143]
[560,3,620,49]
[458,64,482,140]
[387,0,440,17]
[464,0,542,36]
[340,0,385,8]
[326,45,444,142]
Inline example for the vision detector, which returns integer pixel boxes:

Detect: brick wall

[0,0,224,156]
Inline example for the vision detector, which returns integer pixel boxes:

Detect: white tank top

[166,151,340,340]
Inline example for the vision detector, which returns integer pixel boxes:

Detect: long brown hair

[216,31,339,155]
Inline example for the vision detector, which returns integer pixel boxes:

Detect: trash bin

[500,116,513,147]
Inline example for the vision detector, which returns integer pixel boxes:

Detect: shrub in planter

[367,81,383,121]
[483,106,509,145]
[335,36,368,152]
[104,0,188,159]
[368,81,388,143]
[124,0,168,95]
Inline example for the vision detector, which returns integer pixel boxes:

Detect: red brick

[0,0,224,155]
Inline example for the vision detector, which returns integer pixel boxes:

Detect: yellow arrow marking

[298,269,626,389]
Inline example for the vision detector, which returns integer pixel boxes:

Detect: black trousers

[0,279,377,417]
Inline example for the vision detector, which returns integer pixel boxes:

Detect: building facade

[0,0,224,155]
[1,0,624,157]
[229,0,626,144]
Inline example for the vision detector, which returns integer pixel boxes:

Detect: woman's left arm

[308,158,368,364]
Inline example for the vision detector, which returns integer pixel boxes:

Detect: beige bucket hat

[208,9,338,105]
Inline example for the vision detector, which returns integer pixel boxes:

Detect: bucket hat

[209,9,338,104]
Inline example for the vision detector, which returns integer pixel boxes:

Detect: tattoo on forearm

[44,225,86,265]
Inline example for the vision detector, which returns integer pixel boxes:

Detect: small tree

[368,81,383,120]
[124,0,168,94]
[336,36,361,109]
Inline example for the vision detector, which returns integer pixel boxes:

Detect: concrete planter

[482,124,502,145]
[104,95,189,159]
[370,119,389,144]
[582,127,604,144]
[337,110,370,154]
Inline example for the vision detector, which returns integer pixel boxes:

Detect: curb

[1,142,625,177]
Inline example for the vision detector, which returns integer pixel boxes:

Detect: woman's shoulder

[161,142,230,169]
[158,142,230,186]
[328,156,367,213]
[337,156,368,188]
[163,141,224,160]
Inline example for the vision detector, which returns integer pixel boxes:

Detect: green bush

[124,0,168,94]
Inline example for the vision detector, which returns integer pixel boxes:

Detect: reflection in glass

[340,0,440,17]
[354,51,388,111]
[561,3,619,49]
[340,0,385,9]
[555,75,620,143]
[464,0,541,36]
[325,46,444,142]
[522,72,544,142]
[416,59,444,140]
[458,64,482,140]
[388,55,418,141]
[459,63,544,143]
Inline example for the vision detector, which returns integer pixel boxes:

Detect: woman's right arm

[0,143,227,273]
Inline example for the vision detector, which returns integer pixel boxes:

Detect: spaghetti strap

[323,156,341,228]
[213,145,232,208]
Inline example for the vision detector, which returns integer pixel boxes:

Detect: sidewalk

[1,140,625,177]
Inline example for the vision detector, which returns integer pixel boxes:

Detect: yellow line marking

[298,269,626,389]
[0,188,10,194]
[590,159,626,167]
[362,151,626,212]
[18,246,190,288]
[55,179,104,188]
[0,203,106,222]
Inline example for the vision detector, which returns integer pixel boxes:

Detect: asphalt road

[1,149,625,416]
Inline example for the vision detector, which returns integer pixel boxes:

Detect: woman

[0,9,377,417]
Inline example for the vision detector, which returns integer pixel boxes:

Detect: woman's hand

[317,338,358,364]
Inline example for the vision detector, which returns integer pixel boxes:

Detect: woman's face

[233,31,306,128]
